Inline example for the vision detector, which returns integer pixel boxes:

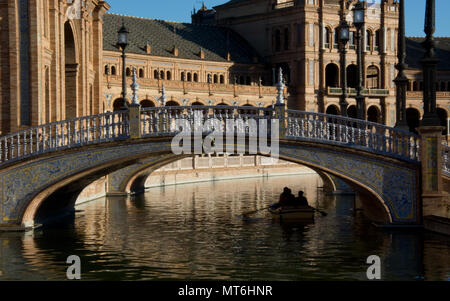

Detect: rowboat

[268,206,315,221]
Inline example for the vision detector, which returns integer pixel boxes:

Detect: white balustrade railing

[0,106,426,166]
[140,106,275,137]
[0,111,128,165]
[286,110,420,161]
[443,144,450,176]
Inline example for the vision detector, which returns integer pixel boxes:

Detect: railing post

[128,104,142,139]
[418,126,447,218]
[274,103,286,139]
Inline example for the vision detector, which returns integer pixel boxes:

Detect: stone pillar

[128,104,141,139]
[274,103,286,139]
[418,126,446,217]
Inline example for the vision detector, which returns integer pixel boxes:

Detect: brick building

[0,0,449,137]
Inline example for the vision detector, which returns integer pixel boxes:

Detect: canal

[0,174,449,281]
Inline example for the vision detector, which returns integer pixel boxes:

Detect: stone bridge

[0,104,446,230]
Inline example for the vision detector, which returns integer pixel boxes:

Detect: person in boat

[271,187,295,209]
[295,191,308,207]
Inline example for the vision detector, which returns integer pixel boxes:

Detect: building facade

[0,0,449,137]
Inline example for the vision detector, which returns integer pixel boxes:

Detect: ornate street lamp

[394,0,409,130]
[353,0,366,120]
[117,21,129,109]
[421,0,440,126]
[339,20,350,117]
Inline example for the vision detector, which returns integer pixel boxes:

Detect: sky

[106,0,450,37]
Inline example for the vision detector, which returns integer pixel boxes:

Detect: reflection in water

[0,175,449,281]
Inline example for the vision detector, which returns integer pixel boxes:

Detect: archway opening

[347,105,357,119]
[347,65,358,89]
[325,64,339,88]
[166,101,180,107]
[437,108,448,136]
[367,106,380,123]
[406,108,420,134]
[326,105,339,116]
[113,98,126,111]
[64,22,77,119]
[140,99,155,108]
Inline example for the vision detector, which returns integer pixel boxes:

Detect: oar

[241,206,271,218]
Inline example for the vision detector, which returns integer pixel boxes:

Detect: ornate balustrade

[407,91,450,98]
[286,110,420,162]
[0,106,424,166]
[106,77,279,97]
[140,105,275,138]
[327,87,390,97]
[0,111,128,165]
[444,144,450,176]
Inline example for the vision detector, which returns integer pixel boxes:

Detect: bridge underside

[0,138,420,229]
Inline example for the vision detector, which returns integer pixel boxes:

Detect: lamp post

[394,0,409,130]
[117,21,129,109]
[421,0,440,126]
[353,0,366,120]
[339,20,350,117]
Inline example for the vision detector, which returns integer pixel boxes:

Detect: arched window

[181,72,185,81]
[275,29,281,52]
[325,64,339,88]
[104,65,109,75]
[333,28,339,49]
[366,65,379,89]
[193,73,198,82]
[219,75,224,84]
[284,27,290,50]
[139,68,144,78]
[213,74,218,84]
[166,71,172,80]
[154,70,159,79]
[349,31,355,49]
[187,72,192,82]
[126,67,131,77]
[366,30,371,51]
[160,70,165,80]
[111,66,116,75]
[374,30,381,51]
[324,27,331,48]
[413,81,418,91]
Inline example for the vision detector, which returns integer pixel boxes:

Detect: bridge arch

[3,138,418,229]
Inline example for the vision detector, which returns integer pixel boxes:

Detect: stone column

[418,126,446,217]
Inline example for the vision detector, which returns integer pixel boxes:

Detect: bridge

[0,104,447,230]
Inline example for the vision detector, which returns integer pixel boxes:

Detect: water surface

[0,175,449,281]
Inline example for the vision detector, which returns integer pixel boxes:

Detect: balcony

[273,1,295,10]
[327,87,390,97]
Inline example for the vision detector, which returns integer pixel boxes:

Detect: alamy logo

[66,0,82,20]
[171,113,279,158]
